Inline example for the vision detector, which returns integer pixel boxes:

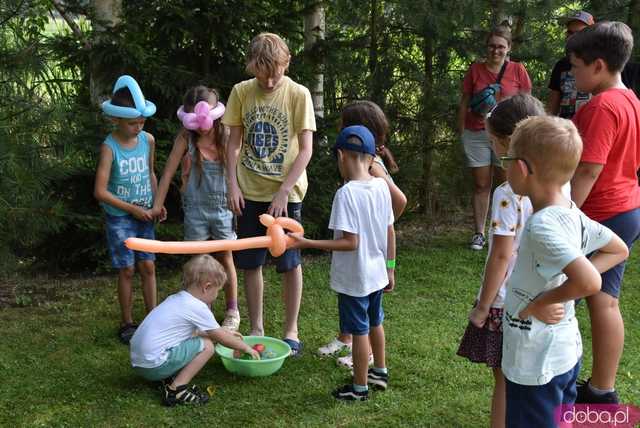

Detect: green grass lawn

[1,232,638,427]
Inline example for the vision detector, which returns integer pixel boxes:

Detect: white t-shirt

[478,182,571,308]
[130,291,220,368]
[502,203,613,386]
[478,182,533,308]
[329,177,394,297]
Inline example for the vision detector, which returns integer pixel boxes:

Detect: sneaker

[318,338,352,357]
[118,323,137,345]
[337,352,374,370]
[163,384,209,407]
[469,233,486,251]
[576,378,619,404]
[221,309,241,332]
[332,384,368,401]
[367,368,389,390]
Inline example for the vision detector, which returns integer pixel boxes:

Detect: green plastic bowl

[215,336,291,377]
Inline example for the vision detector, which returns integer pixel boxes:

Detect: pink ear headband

[176,101,225,131]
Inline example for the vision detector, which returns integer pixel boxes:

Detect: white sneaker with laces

[221,309,240,332]
[317,338,352,357]
[337,352,374,369]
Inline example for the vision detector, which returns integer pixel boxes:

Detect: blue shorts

[338,290,384,336]
[505,360,580,428]
[134,337,204,382]
[234,200,302,273]
[599,208,640,298]
[104,213,155,269]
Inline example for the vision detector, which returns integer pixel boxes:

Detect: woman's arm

[458,93,471,134]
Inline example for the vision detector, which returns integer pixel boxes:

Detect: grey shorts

[462,129,499,168]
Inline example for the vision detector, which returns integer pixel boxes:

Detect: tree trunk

[420,35,435,213]
[90,0,122,105]
[629,0,640,58]
[304,2,325,120]
[368,0,385,108]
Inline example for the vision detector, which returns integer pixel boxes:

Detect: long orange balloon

[125,214,303,257]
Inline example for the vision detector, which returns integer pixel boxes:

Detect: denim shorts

[599,207,640,298]
[338,290,384,336]
[133,337,204,382]
[183,197,236,241]
[104,213,155,269]
[234,200,302,273]
[462,129,499,168]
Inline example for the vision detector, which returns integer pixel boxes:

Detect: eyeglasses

[498,156,534,174]
[488,44,508,51]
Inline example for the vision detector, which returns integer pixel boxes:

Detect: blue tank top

[101,132,153,216]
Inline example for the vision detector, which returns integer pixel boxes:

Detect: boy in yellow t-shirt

[222,32,316,355]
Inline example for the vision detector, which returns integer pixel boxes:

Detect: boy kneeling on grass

[290,125,395,401]
[130,255,259,407]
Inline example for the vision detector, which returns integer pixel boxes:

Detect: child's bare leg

[282,265,302,341]
[137,260,157,314]
[244,267,264,336]
[337,333,352,344]
[491,367,506,428]
[352,334,370,386]
[170,338,215,388]
[369,325,386,369]
[118,266,135,324]
[587,292,624,390]
[214,251,238,310]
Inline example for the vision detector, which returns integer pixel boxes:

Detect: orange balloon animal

[124,214,303,257]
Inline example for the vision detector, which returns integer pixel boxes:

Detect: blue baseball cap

[333,125,376,156]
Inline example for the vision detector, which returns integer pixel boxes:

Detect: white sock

[588,382,615,395]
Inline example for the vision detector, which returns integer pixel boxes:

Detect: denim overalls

[182,141,236,241]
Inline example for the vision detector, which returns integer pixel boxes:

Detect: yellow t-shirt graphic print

[243,104,289,176]
[223,76,316,203]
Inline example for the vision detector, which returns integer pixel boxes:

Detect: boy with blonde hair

[130,255,259,407]
[223,32,316,355]
[500,116,628,427]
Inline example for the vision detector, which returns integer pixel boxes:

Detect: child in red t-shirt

[568,21,640,405]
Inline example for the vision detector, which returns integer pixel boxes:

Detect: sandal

[283,338,303,358]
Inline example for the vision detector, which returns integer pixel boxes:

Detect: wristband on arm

[386,259,396,269]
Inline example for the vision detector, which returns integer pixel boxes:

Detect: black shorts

[234,200,302,273]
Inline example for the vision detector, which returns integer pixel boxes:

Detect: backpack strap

[496,61,509,85]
